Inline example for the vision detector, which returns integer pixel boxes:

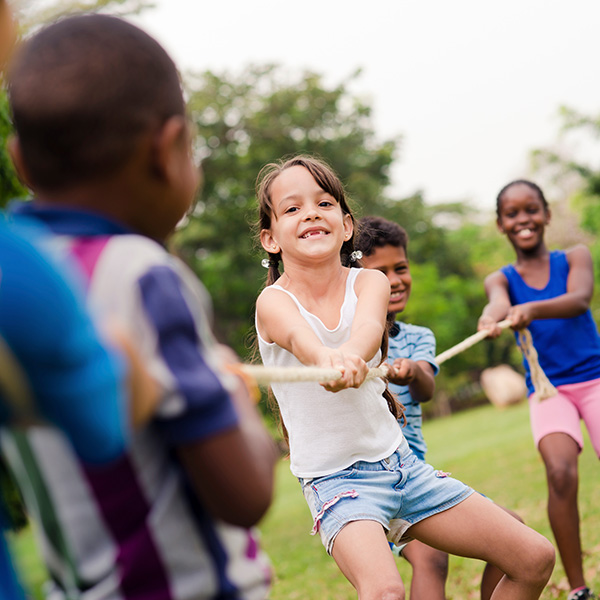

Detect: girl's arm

[338,268,390,363]
[477,270,512,338]
[478,246,594,333]
[256,287,331,365]
[508,245,593,328]
[256,269,390,392]
[256,287,360,391]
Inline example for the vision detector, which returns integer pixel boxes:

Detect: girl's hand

[477,315,503,338]
[507,304,534,329]
[387,358,417,386]
[317,348,368,392]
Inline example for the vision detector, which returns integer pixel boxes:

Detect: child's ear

[152,115,188,183]
[7,136,33,190]
[260,229,280,254]
[496,218,505,234]
[343,212,353,241]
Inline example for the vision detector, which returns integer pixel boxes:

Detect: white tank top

[256,268,403,478]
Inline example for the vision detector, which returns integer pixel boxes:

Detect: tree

[175,64,514,412]
[175,66,398,356]
[530,105,600,319]
[0,92,26,206]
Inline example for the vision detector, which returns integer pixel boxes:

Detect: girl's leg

[408,493,555,600]
[331,520,405,600]
[401,540,448,600]
[479,504,525,600]
[538,432,584,591]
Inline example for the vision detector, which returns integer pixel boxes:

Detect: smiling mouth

[301,229,329,239]
[516,228,533,238]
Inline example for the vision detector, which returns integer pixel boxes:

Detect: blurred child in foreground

[5,13,276,599]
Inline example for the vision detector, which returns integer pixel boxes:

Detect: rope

[435,319,513,365]
[238,320,557,401]
[238,364,390,385]
[434,319,557,401]
[515,328,558,401]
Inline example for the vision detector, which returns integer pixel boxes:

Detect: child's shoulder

[354,265,389,290]
[102,234,173,269]
[564,243,592,262]
[93,233,192,290]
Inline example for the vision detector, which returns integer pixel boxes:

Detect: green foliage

[16,0,154,30]
[0,457,27,531]
[530,105,600,320]
[175,66,398,356]
[0,91,27,208]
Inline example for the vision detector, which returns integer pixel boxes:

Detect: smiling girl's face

[260,165,353,265]
[496,182,550,253]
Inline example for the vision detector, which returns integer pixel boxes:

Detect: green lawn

[259,401,600,599]
[11,401,600,599]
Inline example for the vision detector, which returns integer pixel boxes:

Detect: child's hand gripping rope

[435,319,557,401]
[238,319,557,401]
[238,364,390,386]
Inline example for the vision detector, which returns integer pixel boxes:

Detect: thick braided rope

[238,320,557,401]
[515,328,558,401]
[435,319,513,364]
[239,364,390,385]
[435,319,557,401]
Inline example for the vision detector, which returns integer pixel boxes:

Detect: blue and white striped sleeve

[408,326,440,376]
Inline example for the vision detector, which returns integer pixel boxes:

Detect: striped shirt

[387,321,439,461]
[3,204,271,600]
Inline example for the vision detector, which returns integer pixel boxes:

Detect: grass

[11,401,600,599]
[259,401,600,599]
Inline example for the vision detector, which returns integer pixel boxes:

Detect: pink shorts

[529,377,600,457]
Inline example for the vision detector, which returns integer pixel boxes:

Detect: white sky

[132,0,600,212]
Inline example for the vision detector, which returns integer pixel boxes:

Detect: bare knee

[379,583,405,600]
[357,581,405,600]
[514,535,556,587]
[425,550,449,581]
[546,461,578,498]
[405,544,448,581]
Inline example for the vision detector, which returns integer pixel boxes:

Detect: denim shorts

[299,438,474,554]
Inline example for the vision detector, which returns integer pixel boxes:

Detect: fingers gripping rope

[235,320,556,401]
[435,319,557,402]
[434,319,513,364]
[238,364,391,386]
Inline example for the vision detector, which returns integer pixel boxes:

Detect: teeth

[302,230,325,238]
[517,229,532,237]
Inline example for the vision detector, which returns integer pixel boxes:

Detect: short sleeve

[137,265,238,444]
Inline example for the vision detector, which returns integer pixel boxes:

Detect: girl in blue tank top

[478,180,600,600]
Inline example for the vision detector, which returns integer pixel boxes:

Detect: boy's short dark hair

[355,216,408,256]
[8,14,185,191]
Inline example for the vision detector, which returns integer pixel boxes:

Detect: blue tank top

[501,250,600,394]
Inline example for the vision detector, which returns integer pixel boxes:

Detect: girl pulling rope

[251,154,554,600]
[478,179,600,600]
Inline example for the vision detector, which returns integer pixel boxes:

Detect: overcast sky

[132,0,599,212]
